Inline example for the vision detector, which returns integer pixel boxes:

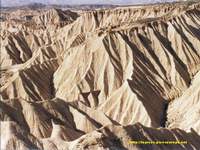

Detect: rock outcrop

[1,1,200,150]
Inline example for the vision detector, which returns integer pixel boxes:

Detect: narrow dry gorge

[0,1,200,150]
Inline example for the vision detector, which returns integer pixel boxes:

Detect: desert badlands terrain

[0,1,200,150]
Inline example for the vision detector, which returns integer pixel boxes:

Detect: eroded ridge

[1,2,200,150]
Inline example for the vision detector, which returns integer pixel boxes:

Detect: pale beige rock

[0,1,200,150]
[167,71,200,134]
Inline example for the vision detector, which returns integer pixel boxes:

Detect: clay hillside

[0,1,200,150]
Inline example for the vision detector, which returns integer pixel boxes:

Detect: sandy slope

[1,2,200,150]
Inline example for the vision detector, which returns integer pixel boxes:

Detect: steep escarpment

[1,2,200,150]
[167,70,200,133]
[54,6,200,128]
[33,8,79,28]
